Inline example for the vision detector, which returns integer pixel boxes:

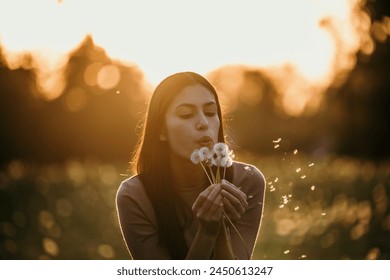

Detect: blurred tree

[0,50,47,164]
[0,37,148,166]
[317,1,390,160]
[38,36,148,163]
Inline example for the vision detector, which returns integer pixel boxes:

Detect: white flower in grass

[190,149,201,164]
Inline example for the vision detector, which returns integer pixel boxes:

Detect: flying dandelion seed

[116,90,120,94]
[279,204,285,208]
[274,144,280,149]
[311,185,316,191]
[294,206,300,211]
[274,178,279,183]
[273,138,282,143]
[300,255,307,259]
[309,163,314,167]
[321,212,326,216]
[284,250,290,254]
[301,175,306,179]
[281,195,290,205]
[296,168,301,173]
[293,149,298,155]
[270,186,276,192]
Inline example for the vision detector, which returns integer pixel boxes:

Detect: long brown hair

[131,72,232,259]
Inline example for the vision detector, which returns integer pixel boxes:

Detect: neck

[169,153,208,190]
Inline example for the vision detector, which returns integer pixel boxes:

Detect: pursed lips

[197,136,213,147]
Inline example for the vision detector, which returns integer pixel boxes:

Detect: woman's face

[162,84,220,161]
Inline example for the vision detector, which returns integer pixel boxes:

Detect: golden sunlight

[0,0,375,114]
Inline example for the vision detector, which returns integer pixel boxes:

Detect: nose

[196,112,208,131]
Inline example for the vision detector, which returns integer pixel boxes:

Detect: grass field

[1,151,389,259]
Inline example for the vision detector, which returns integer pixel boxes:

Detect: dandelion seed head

[220,156,233,167]
[198,147,212,162]
[190,149,201,164]
[213,142,229,156]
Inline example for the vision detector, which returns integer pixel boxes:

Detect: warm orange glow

[64,87,87,112]
[0,0,380,114]
[96,64,120,90]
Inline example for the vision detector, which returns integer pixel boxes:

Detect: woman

[116,72,265,259]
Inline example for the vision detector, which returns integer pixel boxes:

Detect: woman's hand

[220,179,248,221]
[192,184,224,236]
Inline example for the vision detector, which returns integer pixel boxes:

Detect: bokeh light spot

[84,62,102,87]
[97,64,120,90]
[366,247,380,260]
[39,211,55,229]
[56,198,73,217]
[42,238,59,257]
[4,239,18,254]
[97,244,115,259]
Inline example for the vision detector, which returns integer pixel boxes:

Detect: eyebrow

[175,102,217,109]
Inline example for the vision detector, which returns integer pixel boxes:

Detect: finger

[206,193,223,217]
[221,180,248,208]
[199,184,222,215]
[192,185,213,212]
[223,197,243,221]
[221,189,246,210]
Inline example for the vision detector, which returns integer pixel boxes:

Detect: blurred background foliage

[1,1,389,259]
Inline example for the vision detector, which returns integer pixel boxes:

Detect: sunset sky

[0,0,378,114]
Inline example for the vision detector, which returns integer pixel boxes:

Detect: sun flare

[0,0,376,114]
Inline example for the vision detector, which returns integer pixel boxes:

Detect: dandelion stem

[222,210,250,259]
[201,163,214,185]
[208,165,216,183]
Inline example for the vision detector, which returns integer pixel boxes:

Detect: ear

[159,129,167,141]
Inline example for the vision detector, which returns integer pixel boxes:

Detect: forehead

[168,84,217,109]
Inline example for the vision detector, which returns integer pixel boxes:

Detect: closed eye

[205,111,217,117]
[179,113,193,119]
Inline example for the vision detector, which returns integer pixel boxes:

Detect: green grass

[0,152,389,259]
